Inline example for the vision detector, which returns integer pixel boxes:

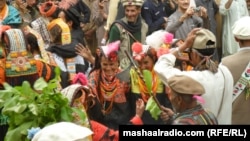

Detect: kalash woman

[85,40,136,130]
[130,42,173,124]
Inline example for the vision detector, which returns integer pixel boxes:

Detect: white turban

[232,16,250,40]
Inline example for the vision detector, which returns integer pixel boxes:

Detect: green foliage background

[0,67,86,141]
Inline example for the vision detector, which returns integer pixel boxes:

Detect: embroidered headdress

[23,26,51,64]
[101,40,120,61]
[3,29,39,86]
[47,18,71,45]
[31,17,52,49]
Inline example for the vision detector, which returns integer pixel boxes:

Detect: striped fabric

[31,17,51,49]
[5,29,26,52]
[173,105,218,125]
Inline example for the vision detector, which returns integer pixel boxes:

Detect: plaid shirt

[173,104,218,125]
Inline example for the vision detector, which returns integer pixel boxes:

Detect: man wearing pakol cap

[108,0,148,70]
[221,16,250,124]
[154,28,234,124]
[160,75,218,125]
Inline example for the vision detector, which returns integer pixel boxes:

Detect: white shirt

[154,54,234,124]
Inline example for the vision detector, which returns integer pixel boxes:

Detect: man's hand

[160,106,174,123]
[181,28,201,51]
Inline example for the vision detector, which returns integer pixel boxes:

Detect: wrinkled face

[100,56,119,77]
[124,5,141,23]
[177,0,190,11]
[138,55,154,71]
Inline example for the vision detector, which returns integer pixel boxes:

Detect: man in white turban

[221,16,250,124]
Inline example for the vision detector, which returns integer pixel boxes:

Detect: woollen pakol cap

[167,75,205,95]
[191,28,216,56]
[232,16,250,40]
[121,0,144,7]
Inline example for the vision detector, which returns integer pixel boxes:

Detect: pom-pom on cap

[164,32,174,44]
[131,42,150,61]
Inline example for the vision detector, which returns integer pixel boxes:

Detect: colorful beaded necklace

[99,71,119,114]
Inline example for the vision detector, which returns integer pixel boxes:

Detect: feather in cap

[101,40,120,61]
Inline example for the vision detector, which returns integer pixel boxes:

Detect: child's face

[138,55,154,71]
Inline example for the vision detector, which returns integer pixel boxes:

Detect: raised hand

[135,98,145,118]
[75,43,95,64]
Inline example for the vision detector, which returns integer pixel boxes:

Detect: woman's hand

[135,98,145,118]
[75,43,95,64]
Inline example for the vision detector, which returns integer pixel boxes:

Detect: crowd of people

[0,0,250,140]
